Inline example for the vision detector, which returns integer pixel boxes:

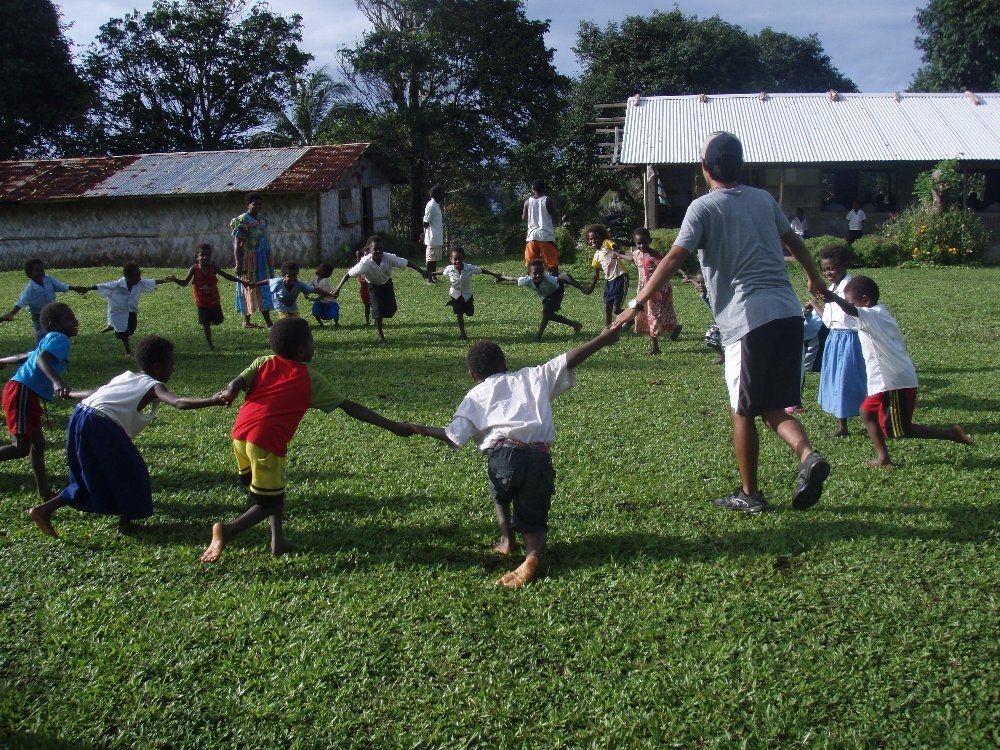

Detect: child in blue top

[498,259,586,342]
[0,302,78,498]
[1,259,88,342]
[251,261,335,319]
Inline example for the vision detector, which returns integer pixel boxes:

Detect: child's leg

[28,433,51,498]
[550,312,582,334]
[604,302,613,329]
[862,409,892,467]
[269,505,292,556]
[200,504,272,562]
[27,494,68,537]
[375,317,385,340]
[313,313,324,327]
[262,310,274,328]
[364,304,371,326]
[203,324,214,351]
[905,423,975,445]
[456,312,467,340]
[832,417,849,438]
[650,335,661,355]
[493,502,515,554]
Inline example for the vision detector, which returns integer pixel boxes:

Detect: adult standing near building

[791,207,809,238]
[846,199,866,244]
[231,192,275,329]
[422,185,445,283]
[523,179,559,274]
[614,131,831,514]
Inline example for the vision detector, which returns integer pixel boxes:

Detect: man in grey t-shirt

[615,131,831,513]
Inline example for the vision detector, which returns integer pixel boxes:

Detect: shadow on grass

[1,733,94,750]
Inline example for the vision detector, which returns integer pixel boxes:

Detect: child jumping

[0,303,78,498]
[200,317,413,562]
[310,263,339,327]
[1,259,89,343]
[86,262,176,356]
[174,243,246,351]
[434,245,502,340]
[407,326,620,588]
[498,259,586,342]
[819,275,975,467]
[26,336,227,537]
[582,224,630,329]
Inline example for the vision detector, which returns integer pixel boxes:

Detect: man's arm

[546,195,558,222]
[566,325,620,370]
[781,229,826,298]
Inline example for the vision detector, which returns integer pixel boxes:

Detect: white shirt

[83,371,161,438]
[445,353,575,452]
[853,304,918,395]
[847,209,866,231]
[525,195,555,242]
[822,276,860,331]
[440,264,482,299]
[347,252,409,286]
[791,216,808,236]
[423,198,443,246]
[96,278,157,332]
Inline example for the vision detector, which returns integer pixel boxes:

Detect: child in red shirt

[175,243,246,351]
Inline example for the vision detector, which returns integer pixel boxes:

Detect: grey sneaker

[792,451,830,510]
[713,488,768,513]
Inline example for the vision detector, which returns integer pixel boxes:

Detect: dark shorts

[726,316,804,417]
[370,280,398,320]
[862,388,916,438]
[541,283,565,313]
[2,381,42,437]
[486,445,555,534]
[198,304,224,326]
[114,312,138,339]
[603,274,629,307]
[446,295,474,317]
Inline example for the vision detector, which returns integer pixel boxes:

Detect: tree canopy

[251,68,349,147]
[910,0,1000,91]
[0,0,90,159]
[82,0,311,154]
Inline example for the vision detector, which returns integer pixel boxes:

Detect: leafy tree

[338,0,569,238]
[910,0,1000,91]
[251,68,349,147]
[0,0,90,159]
[82,0,311,154]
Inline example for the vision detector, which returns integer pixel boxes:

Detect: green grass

[1,261,998,748]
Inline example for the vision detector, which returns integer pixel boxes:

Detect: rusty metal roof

[619,92,1000,165]
[0,144,373,204]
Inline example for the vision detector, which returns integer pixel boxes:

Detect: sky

[55,0,926,94]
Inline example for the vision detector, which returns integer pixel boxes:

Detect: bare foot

[117,518,145,536]
[830,430,849,438]
[272,539,293,557]
[496,555,540,588]
[953,425,975,446]
[572,322,583,335]
[865,458,894,468]
[200,523,226,562]
[493,540,516,555]
[100,324,113,333]
[712,356,724,365]
[27,507,57,538]
[241,322,261,330]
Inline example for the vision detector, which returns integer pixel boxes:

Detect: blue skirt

[312,299,340,321]
[59,405,153,520]
[818,329,867,418]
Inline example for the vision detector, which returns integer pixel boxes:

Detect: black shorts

[446,295,474,316]
[486,445,555,533]
[603,274,628,307]
[541,283,565,313]
[727,316,804,417]
[370,280,398,320]
[198,304,224,326]
[114,312,138,339]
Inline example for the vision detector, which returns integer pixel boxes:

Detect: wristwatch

[628,298,644,312]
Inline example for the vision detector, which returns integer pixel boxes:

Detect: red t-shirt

[192,264,220,308]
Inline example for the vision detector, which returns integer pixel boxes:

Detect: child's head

[467,340,507,381]
[281,261,299,284]
[314,262,333,280]
[123,261,141,284]
[584,224,609,248]
[632,227,651,247]
[449,244,465,269]
[365,234,385,262]
[527,258,546,283]
[819,244,850,283]
[692,272,706,295]
[196,243,212,264]
[844,275,879,307]
[24,259,45,283]
[135,335,175,382]
[270,317,314,362]
[39,302,78,337]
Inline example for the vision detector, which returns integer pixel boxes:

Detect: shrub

[649,227,679,252]
[882,205,991,265]
[849,234,902,268]
[804,234,845,265]
[555,225,578,264]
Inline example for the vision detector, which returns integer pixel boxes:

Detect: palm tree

[251,67,348,146]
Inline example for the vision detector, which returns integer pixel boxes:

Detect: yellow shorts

[278,310,301,318]
[233,439,286,504]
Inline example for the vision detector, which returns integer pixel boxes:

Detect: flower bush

[882,205,991,266]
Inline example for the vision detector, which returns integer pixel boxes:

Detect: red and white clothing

[853,304,918,395]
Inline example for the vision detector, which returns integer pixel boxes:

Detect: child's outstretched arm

[584,267,600,295]
[405,260,430,280]
[566,325,621,369]
[338,400,415,437]
[818,288,858,317]
[216,375,248,406]
[36,350,71,398]
[173,266,196,286]
[408,423,458,448]
[214,267,246,284]
[154,275,178,285]
[331,272,353,298]
[494,274,518,284]
[151,383,229,410]
[0,352,29,368]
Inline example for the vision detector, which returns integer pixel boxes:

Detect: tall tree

[83,0,311,154]
[338,0,569,238]
[0,0,90,159]
[251,68,349,147]
[910,0,1000,91]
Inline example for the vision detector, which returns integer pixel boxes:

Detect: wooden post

[645,165,658,230]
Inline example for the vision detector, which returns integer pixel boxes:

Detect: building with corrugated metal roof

[0,144,397,270]
[610,92,1000,241]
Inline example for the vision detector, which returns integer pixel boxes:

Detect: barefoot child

[85,262,175,356]
[26,336,227,537]
[310,263,339,327]
[434,245,503,340]
[498,259,586,342]
[249,261,335,319]
[819,275,975,467]
[631,227,681,354]
[174,243,246,351]
[0,303,78,498]
[582,224,630,329]
[200,317,413,562]
[407,326,620,588]
[1,259,89,343]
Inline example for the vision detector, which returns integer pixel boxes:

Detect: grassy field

[1,259,997,748]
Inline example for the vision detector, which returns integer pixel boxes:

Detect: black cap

[700,131,743,179]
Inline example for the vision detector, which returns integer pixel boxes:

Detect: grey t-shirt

[675,185,802,344]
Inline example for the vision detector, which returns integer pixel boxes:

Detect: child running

[310,263,339,327]
[200,317,413,562]
[1,259,89,343]
[406,326,620,588]
[26,336,227,537]
[332,235,430,341]
[819,275,975,467]
[250,261,335,319]
[631,227,681,354]
[85,262,176,356]
[582,224,630,329]
[434,245,503,340]
[174,243,246,351]
[0,303,78,499]
[498,259,586,342]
